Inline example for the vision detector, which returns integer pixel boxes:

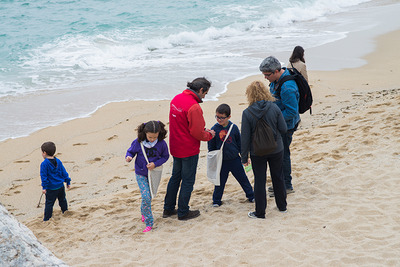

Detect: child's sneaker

[143,226,152,233]
[141,215,145,222]
[212,203,220,207]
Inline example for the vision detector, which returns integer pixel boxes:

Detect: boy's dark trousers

[44,186,68,221]
[213,156,254,205]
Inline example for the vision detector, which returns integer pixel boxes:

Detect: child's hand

[42,189,47,194]
[206,129,216,138]
[147,162,156,170]
[66,184,71,190]
[126,156,133,162]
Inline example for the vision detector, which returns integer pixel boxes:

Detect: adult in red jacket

[163,77,215,221]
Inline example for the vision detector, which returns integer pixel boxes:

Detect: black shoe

[178,210,200,221]
[162,209,177,218]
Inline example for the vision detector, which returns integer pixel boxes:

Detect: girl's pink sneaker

[141,215,145,222]
[143,226,152,233]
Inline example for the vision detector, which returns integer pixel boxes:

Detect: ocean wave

[18,0,367,71]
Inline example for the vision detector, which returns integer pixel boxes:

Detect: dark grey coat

[241,100,287,163]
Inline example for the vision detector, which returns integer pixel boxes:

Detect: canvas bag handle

[220,124,234,151]
[140,142,150,165]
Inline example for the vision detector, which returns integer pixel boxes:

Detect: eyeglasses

[215,115,227,120]
[263,71,275,78]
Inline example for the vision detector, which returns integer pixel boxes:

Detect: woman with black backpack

[241,81,288,219]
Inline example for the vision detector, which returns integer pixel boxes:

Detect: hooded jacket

[241,100,287,164]
[169,89,213,158]
[270,68,300,130]
[208,121,241,161]
[126,139,170,177]
[40,158,71,190]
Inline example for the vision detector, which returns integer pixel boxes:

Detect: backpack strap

[274,72,295,98]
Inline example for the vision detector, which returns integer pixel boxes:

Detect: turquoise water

[0,0,397,140]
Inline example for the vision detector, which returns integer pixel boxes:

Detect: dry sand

[1,30,400,266]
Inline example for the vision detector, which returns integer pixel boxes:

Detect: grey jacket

[241,100,287,163]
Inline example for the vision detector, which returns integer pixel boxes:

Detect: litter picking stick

[37,193,44,208]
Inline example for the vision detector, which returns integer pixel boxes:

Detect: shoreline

[1,28,400,219]
[0,28,399,265]
[2,2,400,143]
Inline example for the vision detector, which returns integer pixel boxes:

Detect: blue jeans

[164,154,199,217]
[213,156,254,205]
[282,128,295,190]
[44,186,68,221]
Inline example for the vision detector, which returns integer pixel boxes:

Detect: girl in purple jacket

[126,120,169,232]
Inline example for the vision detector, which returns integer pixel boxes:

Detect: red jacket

[169,89,213,158]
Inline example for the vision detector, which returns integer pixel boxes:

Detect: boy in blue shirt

[40,141,71,221]
[208,104,254,206]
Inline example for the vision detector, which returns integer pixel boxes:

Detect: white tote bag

[140,142,163,199]
[207,124,233,186]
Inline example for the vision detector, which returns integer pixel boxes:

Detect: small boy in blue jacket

[40,141,71,221]
[208,104,254,206]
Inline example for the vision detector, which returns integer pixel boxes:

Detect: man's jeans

[164,154,199,217]
[282,128,295,190]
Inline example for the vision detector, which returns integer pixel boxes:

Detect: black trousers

[251,151,287,217]
[44,186,68,221]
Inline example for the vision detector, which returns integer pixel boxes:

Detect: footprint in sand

[14,160,30,163]
[107,176,127,183]
[87,157,102,164]
[367,110,384,114]
[107,135,118,141]
[73,143,88,146]
[319,124,337,128]
[67,186,81,191]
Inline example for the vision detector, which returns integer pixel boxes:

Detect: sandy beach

[1,28,400,266]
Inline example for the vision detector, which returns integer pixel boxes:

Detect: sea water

[0,0,398,141]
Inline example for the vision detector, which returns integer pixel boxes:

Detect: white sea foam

[0,0,395,141]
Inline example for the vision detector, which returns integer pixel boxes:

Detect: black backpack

[248,107,277,156]
[275,66,313,114]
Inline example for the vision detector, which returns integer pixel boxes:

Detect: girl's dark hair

[187,77,211,93]
[216,103,231,117]
[137,120,167,142]
[289,46,305,63]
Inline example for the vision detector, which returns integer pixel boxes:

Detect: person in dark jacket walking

[40,141,71,221]
[241,81,287,219]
